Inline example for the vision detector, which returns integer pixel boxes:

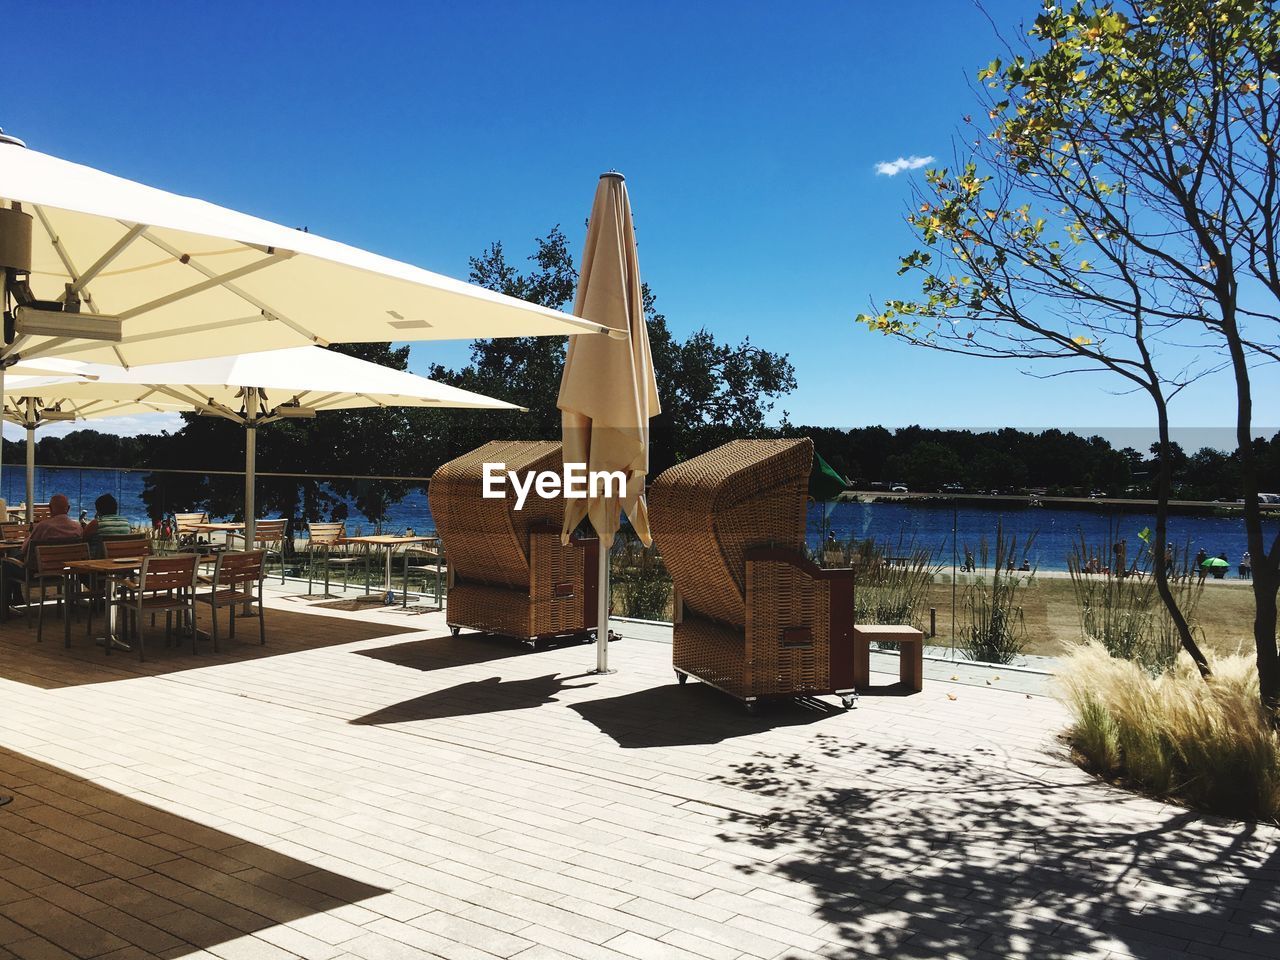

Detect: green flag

[809,451,848,502]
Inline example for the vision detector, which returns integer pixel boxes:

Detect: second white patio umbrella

[7,346,522,545]
[558,173,660,673]
[0,391,185,521]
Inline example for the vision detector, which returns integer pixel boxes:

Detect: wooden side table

[852,624,924,692]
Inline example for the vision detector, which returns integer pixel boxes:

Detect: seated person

[81,494,132,557]
[5,493,83,610]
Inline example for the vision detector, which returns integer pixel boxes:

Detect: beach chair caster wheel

[449,625,460,638]
[841,693,859,710]
[676,671,687,685]
[745,700,761,716]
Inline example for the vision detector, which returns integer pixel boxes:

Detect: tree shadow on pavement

[712,733,1280,959]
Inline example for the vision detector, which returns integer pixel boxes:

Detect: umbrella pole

[0,362,5,506]
[595,536,612,673]
[243,392,257,614]
[25,420,34,525]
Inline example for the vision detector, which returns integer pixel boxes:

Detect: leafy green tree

[426,226,796,474]
[885,441,964,492]
[858,1,1280,697]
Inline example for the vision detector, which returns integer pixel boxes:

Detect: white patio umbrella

[0,135,618,366]
[558,173,660,673]
[0,130,619,488]
[5,345,522,545]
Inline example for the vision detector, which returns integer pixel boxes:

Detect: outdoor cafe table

[339,534,437,606]
[190,522,244,548]
[65,556,216,654]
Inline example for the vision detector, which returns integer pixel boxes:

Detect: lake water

[5,467,1273,572]
[808,500,1272,572]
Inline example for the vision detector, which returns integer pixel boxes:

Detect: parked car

[941,483,964,493]
[890,484,909,493]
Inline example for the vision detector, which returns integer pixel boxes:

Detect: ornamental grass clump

[1060,643,1280,823]
[1067,535,1203,675]
[847,535,940,634]
[957,520,1035,664]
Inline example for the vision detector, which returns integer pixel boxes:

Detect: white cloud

[874,155,935,176]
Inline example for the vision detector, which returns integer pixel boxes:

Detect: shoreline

[925,565,1257,585]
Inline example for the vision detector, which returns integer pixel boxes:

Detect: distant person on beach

[1195,548,1208,583]
[1241,551,1252,580]
[1006,558,1015,573]
[963,548,975,572]
[1210,551,1229,580]
[1113,539,1127,579]
[1164,545,1174,578]
[1020,558,1031,572]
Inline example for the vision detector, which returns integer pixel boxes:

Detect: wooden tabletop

[66,555,217,575]
[339,535,437,546]
[191,522,245,532]
[66,558,145,575]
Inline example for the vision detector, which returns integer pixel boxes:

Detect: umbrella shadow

[350,672,596,725]
[571,682,843,749]
[353,633,524,673]
[0,746,388,957]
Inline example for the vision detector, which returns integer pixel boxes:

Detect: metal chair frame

[117,554,199,662]
[196,550,266,652]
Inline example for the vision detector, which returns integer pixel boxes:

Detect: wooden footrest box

[853,625,924,692]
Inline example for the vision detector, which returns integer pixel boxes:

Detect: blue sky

[5,0,1275,447]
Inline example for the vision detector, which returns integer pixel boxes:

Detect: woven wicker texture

[432,440,592,641]
[649,439,811,627]
[429,440,565,590]
[672,618,748,698]
[747,557,831,695]
[445,582,535,638]
[530,529,587,635]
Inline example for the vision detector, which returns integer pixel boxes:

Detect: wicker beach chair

[648,438,858,713]
[429,440,600,645]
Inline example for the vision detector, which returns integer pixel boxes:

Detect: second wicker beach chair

[649,438,858,712]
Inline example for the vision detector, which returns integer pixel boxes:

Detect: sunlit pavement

[0,586,1275,959]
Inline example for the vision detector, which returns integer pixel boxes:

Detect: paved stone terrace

[0,589,1276,960]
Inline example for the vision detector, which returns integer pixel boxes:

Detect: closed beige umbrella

[558,173,660,673]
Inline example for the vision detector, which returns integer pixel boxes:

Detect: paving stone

[0,595,1274,960]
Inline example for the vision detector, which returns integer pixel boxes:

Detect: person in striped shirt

[82,494,132,557]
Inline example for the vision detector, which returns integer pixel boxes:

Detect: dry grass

[921,575,1257,657]
[1058,643,1280,822]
